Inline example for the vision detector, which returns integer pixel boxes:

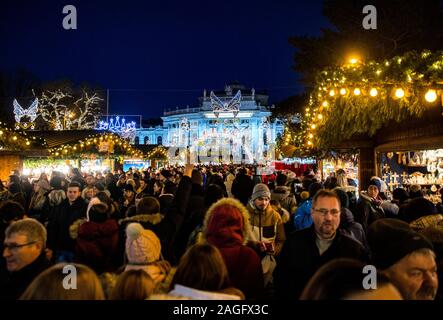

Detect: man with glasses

[274,189,366,300]
[0,219,50,300]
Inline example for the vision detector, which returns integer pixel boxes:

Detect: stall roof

[375,135,443,153]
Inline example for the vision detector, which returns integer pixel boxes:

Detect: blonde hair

[110,269,155,300]
[20,263,105,300]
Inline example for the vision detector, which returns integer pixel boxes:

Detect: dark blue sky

[0,0,330,119]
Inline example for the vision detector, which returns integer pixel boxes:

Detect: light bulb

[425,89,437,103]
[395,88,405,99]
[370,88,378,97]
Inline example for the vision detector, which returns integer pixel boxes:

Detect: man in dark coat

[0,219,51,300]
[47,182,87,262]
[274,189,365,300]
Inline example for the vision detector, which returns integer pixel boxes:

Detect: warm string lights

[293,50,443,151]
[0,121,47,150]
[48,133,145,159]
[145,146,168,159]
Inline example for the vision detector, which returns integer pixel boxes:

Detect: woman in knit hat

[202,198,264,300]
[123,223,171,288]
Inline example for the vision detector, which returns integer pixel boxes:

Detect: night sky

[0,0,330,120]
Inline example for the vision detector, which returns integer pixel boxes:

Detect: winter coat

[231,174,254,206]
[274,225,366,300]
[339,208,367,248]
[47,197,87,253]
[174,184,205,260]
[271,186,297,214]
[355,192,385,233]
[247,202,286,256]
[203,198,264,300]
[293,199,313,231]
[40,189,66,224]
[0,252,51,300]
[70,219,119,274]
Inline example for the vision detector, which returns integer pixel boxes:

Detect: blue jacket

[293,199,313,230]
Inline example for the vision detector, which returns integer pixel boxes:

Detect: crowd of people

[0,163,443,300]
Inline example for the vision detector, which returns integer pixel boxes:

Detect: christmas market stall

[0,121,48,181]
[127,145,169,170]
[287,50,443,192]
[27,130,145,176]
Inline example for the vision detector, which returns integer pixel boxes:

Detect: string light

[370,88,378,97]
[353,88,361,96]
[395,88,405,99]
[340,88,347,95]
[425,89,437,103]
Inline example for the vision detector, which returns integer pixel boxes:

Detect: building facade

[134,83,284,164]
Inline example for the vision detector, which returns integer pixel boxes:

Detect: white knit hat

[125,223,161,264]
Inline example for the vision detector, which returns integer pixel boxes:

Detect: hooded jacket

[340,207,367,248]
[203,198,264,300]
[271,186,297,214]
[355,191,385,233]
[70,218,119,274]
[247,202,286,256]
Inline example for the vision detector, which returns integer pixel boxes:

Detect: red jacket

[74,219,119,274]
[203,198,264,300]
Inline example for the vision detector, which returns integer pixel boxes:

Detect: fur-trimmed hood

[118,213,164,226]
[47,189,66,207]
[202,197,251,246]
[271,186,291,201]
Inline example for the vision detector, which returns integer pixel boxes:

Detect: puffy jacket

[293,199,313,231]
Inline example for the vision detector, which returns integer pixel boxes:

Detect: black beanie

[367,218,434,270]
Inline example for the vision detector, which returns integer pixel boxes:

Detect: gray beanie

[251,183,271,201]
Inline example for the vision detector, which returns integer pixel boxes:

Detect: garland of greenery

[283,50,443,153]
[48,132,144,159]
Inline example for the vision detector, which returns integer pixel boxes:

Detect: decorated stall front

[25,131,145,176]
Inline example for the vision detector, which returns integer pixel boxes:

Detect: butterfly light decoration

[210,90,241,118]
[13,98,39,129]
